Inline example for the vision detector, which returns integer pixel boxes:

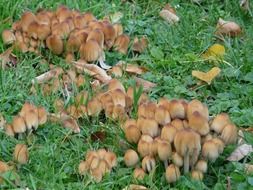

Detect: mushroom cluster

[1,5,130,64]
[4,102,47,137]
[78,149,117,182]
[122,98,238,183]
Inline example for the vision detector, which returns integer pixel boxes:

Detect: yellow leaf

[192,67,221,84]
[202,44,225,60]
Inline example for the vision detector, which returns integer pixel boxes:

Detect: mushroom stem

[164,160,168,168]
[98,56,111,70]
[184,149,189,174]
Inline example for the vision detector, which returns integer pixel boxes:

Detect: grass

[0,0,253,189]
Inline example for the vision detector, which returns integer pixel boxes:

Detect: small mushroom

[195,160,208,173]
[46,35,64,55]
[210,113,230,133]
[24,109,39,131]
[78,161,89,175]
[124,149,139,167]
[113,23,123,37]
[174,129,201,174]
[191,170,204,181]
[13,144,29,164]
[104,151,117,169]
[2,30,16,45]
[12,116,27,134]
[86,29,104,48]
[141,155,156,173]
[133,168,146,180]
[155,105,171,125]
[220,123,238,145]
[165,164,180,183]
[161,124,177,143]
[79,40,102,62]
[188,111,209,136]
[202,140,219,162]
[137,135,153,157]
[114,34,130,54]
[87,98,102,116]
[169,100,186,120]
[111,89,126,107]
[211,138,225,154]
[125,125,141,143]
[157,140,172,167]
[139,118,159,137]
[171,152,183,167]
[171,119,184,131]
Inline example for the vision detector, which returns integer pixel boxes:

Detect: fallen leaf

[31,67,63,84]
[0,47,17,69]
[109,12,123,23]
[215,18,242,37]
[73,60,112,83]
[122,185,148,190]
[115,61,148,75]
[192,67,221,85]
[132,37,148,53]
[159,9,179,24]
[202,44,225,60]
[91,131,106,142]
[227,144,253,161]
[134,76,156,91]
[62,116,80,133]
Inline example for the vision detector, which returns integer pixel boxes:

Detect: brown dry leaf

[215,18,242,37]
[31,67,63,84]
[159,9,179,24]
[132,37,148,53]
[134,76,156,91]
[227,144,253,161]
[202,44,225,60]
[91,131,106,142]
[122,185,148,190]
[116,61,148,75]
[73,60,112,83]
[0,47,17,69]
[192,67,221,85]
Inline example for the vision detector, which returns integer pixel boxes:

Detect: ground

[0,0,253,189]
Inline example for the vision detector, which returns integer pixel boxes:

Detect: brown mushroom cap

[125,125,141,143]
[202,140,219,162]
[174,128,201,174]
[133,168,146,180]
[86,29,104,48]
[171,119,184,131]
[124,149,139,167]
[141,155,156,173]
[137,135,153,157]
[2,30,16,45]
[155,105,171,125]
[108,79,125,93]
[171,152,183,167]
[211,138,225,154]
[139,118,159,137]
[195,160,208,173]
[169,100,186,120]
[12,116,26,134]
[78,161,89,175]
[79,40,102,62]
[157,140,172,161]
[187,99,208,120]
[161,124,178,143]
[114,34,130,54]
[210,113,231,134]
[110,89,126,107]
[191,170,204,181]
[46,35,64,55]
[220,123,238,145]
[13,144,29,164]
[188,111,209,136]
[24,109,39,130]
[165,164,180,183]
[87,98,102,116]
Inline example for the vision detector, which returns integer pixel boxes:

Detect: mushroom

[171,119,184,131]
[102,22,116,49]
[157,97,170,111]
[220,123,238,145]
[86,29,104,48]
[188,111,209,136]
[87,98,102,116]
[124,149,139,167]
[133,168,146,180]
[79,40,103,62]
[0,161,11,184]
[46,35,64,55]
[169,100,185,120]
[171,152,183,167]
[211,138,225,154]
[112,104,127,121]
[157,140,172,167]
[125,125,141,143]
[210,113,230,133]
[165,164,180,183]
[202,140,219,162]
[13,144,29,164]
[122,119,137,130]
[137,135,153,157]
[195,160,208,173]
[12,115,27,134]
[24,109,39,131]
[141,155,156,173]
[144,102,157,119]
[155,105,171,125]
[114,34,130,54]
[161,124,177,143]
[139,118,159,137]
[191,170,204,180]
[5,124,15,137]
[78,161,89,175]
[2,30,16,45]
[113,23,123,37]
[108,79,125,93]
[111,89,126,107]
[174,129,201,174]
[187,99,208,120]
[20,11,37,32]
[37,107,47,125]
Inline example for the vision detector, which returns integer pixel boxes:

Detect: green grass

[1,0,253,189]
